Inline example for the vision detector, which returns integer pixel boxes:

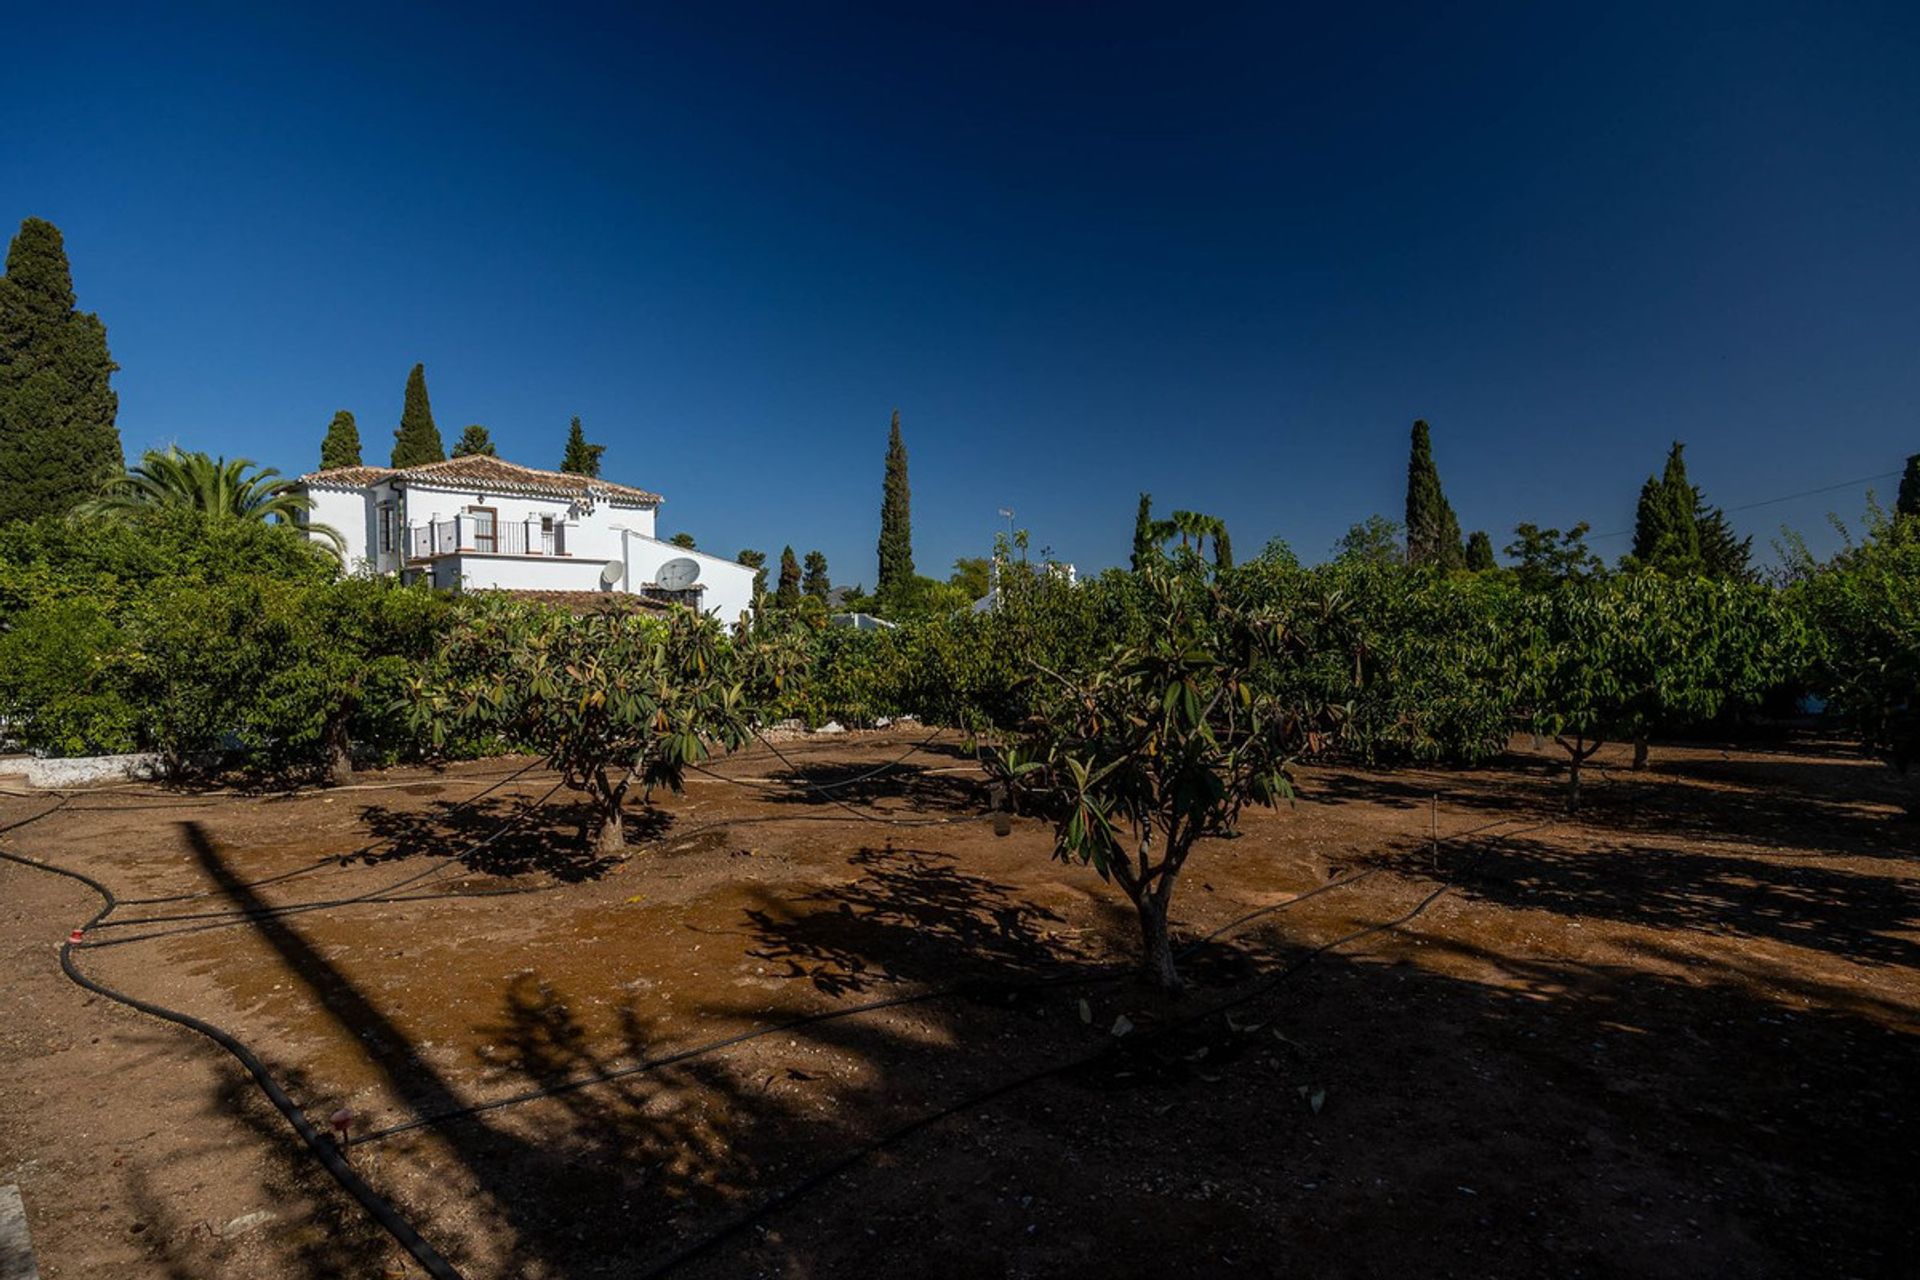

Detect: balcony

[406,514,569,561]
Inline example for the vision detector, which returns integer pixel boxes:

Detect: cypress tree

[1898,453,1920,519]
[1212,521,1233,570]
[1465,529,1496,571]
[1629,442,1701,571]
[319,410,362,469]
[560,416,605,477]
[1404,420,1465,569]
[776,545,802,608]
[876,410,913,598]
[1694,497,1752,580]
[1131,492,1156,571]
[452,424,497,457]
[737,548,769,598]
[389,363,445,467]
[803,550,831,601]
[0,217,122,522]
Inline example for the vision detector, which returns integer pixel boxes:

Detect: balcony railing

[407,516,568,560]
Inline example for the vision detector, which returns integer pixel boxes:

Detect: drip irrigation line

[79,883,558,952]
[685,763,997,828]
[117,759,555,908]
[0,798,69,836]
[345,813,1525,1150]
[0,845,464,1280]
[694,727,949,793]
[87,778,569,939]
[633,814,1554,1279]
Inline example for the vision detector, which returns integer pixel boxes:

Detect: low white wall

[17,753,168,788]
[621,535,757,628]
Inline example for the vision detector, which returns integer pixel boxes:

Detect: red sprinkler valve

[329,1108,356,1144]
[67,928,84,946]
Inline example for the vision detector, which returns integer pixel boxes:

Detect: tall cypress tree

[320,410,362,469]
[1898,453,1920,519]
[0,217,122,522]
[876,409,913,597]
[452,424,497,457]
[776,545,802,608]
[389,363,445,467]
[1465,529,1496,571]
[1404,419,1465,569]
[560,416,605,477]
[802,550,831,601]
[1630,442,1701,571]
[1131,492,1156,571]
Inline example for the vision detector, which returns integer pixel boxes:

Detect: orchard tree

[1505,522,1602,592]
[1796,514,1920,816]
[389,363,445,467]
[320,410,362,469]
[407,603,763,855]
[991,563,1341,990]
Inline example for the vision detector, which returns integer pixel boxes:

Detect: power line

[1586,468,1902,541]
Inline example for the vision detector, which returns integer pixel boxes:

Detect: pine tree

[876,410,913,598]
[1131,492,1156,571]
[560,416,605,477]
[1694,497,1752,580]
[669,532,696,549]
[1404,420,1465,569]
[736,549,769,598]
[0,217,122,522]
[452,424,497,457]
[1629,442,1701,572]
[319,410,362,469]
[1465,529,1496,571]
[1898,453,1920,519]
[776,545,802,608]
[803,550,831,601]
[389,363,445,467]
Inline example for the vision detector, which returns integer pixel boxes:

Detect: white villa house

[293,456,758,625]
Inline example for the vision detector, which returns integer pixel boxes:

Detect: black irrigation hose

[631,814,1555,1279]
[697,727,950,792]
[0,846,465,1280]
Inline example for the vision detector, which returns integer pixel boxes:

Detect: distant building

[293,455,757,626]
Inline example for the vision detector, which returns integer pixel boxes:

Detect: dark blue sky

[7,1,1916,579]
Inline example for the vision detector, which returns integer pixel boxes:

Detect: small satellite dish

[656,556,701,590]
[600,559,626,588]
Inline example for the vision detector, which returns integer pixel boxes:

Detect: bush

[0,598,138,755]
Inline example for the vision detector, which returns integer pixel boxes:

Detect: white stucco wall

[304,486,377,569]
[620,534,758,627]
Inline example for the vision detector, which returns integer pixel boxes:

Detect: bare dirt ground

[2,731,1915,1279]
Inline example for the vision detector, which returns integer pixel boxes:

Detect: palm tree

[77,447,343,555]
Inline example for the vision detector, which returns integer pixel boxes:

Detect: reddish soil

[1,731,1915,1278]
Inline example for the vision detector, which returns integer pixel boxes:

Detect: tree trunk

[324,718,354,787]
[1567,751,1582,813]
[1632,736,1649,771]
[594,804,627,857]
[1136,893,1181,992]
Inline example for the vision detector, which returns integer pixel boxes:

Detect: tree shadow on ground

[350,794,667,881]
[740,844,1075,997]
[750,760,989,816]
[1402,831,1920,968]
[165,803,1920,1280]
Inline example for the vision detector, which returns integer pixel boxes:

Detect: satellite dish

[600,559,626,588]
[656,556,701,590]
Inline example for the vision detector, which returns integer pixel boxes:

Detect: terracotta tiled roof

[474,589,672,615]
[298,456,662,504]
